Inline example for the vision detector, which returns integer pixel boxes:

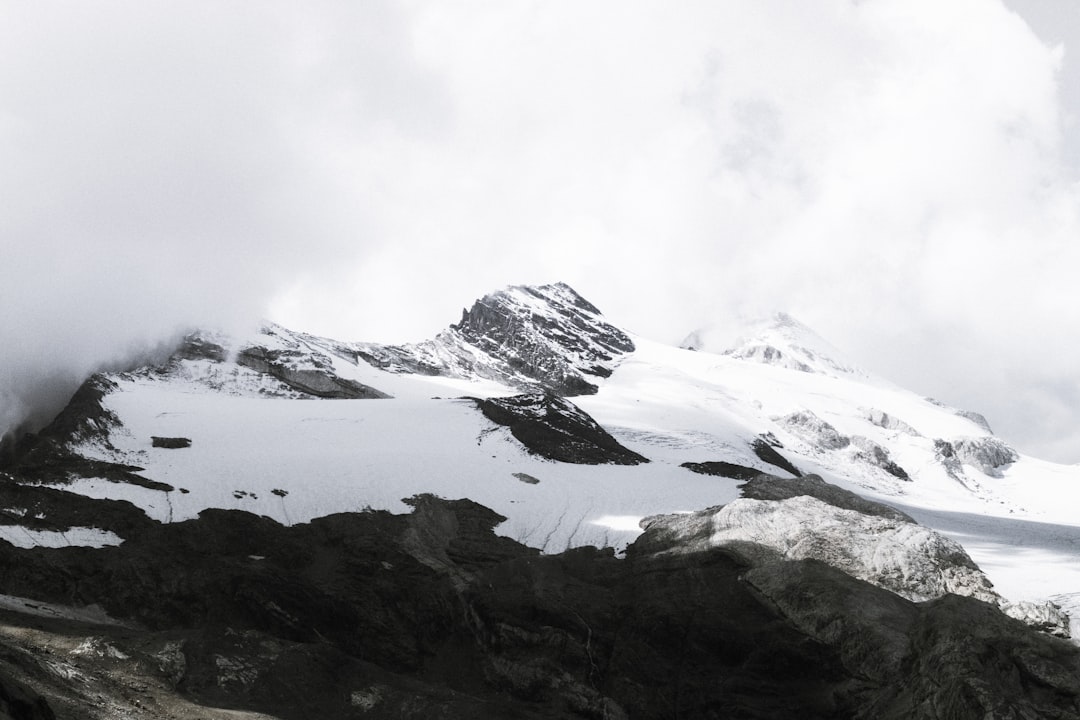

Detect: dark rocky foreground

[0,489,1075,719]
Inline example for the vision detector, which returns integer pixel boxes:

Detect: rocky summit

[1,282,1080,717]
[354,282,635,395]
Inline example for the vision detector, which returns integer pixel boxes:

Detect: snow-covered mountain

[3,282,1080,718]
[9,282,1080,598]
[680,311,872,378]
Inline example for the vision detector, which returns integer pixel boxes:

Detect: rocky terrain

[1,281,1080,717]
[0,472,1075,719]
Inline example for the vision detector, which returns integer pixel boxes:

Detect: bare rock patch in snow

[865,408,921,437]
[952,436,1019,478]
[151,436,191,449]
[780,410,850,450]
[473,394,648,465]
[751,437,802,477]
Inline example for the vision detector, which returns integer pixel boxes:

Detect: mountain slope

[3,281,1080,716]
[4,282,1080,614]
[0,485,1075,719]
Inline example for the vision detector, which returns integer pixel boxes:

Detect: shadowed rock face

[450,283,635,392]
[474,393,648,465]
[752,437,803,477]
[0,490,1074,719]
[681,460,763,480]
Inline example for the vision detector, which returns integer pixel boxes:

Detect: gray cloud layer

[3,1,1080,463]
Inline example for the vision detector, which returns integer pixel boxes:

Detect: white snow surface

[55,318,1080,614]
[680,312,872,379]
[0,525,123,550]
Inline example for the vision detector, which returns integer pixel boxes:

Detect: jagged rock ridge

[355,282,635,395]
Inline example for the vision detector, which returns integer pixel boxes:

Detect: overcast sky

[3,0,1080,462]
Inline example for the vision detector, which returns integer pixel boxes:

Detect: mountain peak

[451,282,603,332]
[681,312,869,379]
[357,282,634,395]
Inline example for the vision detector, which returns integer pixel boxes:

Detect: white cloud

[3,0,1080,462]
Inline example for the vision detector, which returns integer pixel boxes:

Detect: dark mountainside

[0,283,1077,717]
[0,483,1076,719]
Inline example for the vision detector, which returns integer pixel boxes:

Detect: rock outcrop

[237,344,389,399]
[952,436,1019,477]
[781,410,850,450]
[639,495,999,604]
[473,393,648,465]
[639,473,1070,637]
[356,283,635,395]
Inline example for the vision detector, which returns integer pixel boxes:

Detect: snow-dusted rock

[639,474,1074,637]
[682,312,870,378]
[849,436,910,480]
[238,342,389,399]
[355,283,634,395]
[956,409,994,433]
[1001,600,1072,638]
[644,495,999,604]
[780,410,850,450]
[952,436,1018,477]
[866,409,921,437]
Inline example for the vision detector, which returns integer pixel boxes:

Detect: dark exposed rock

[0,481,155,538]
[741,561,1080,719]
[751,437,802,477]
[0,495,1074,719]
[0,377,172,491]
[4,444,170,491]
[0,671,56,720]
[473,394,648,465]
[237,345,390,399]
[150,437,191,449]
[739,473,915,523]
[172,332,228,363]
[28,376,120,451]
[451,283,634,391]
[681,460,763,480]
